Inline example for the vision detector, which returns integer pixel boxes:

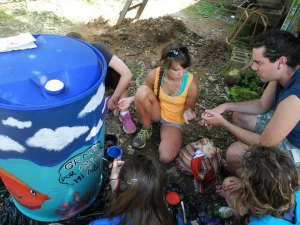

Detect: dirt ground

[77,1,236,214]
[0,0,243,224]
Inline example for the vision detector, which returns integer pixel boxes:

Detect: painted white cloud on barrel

[0,135,25,153]
[27,126,89,151]
[86,119,103,141]
[102,96,109,113]
[78,83,105,118]
[2,117,32,129]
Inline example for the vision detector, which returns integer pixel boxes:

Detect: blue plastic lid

[0,34,107,110]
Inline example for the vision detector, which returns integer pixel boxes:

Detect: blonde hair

[237,146,299,218]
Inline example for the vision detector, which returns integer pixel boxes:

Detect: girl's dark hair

[252,30,300,68]
[156,41,191,99]
[107,154,174,225]
[237,146,299,218]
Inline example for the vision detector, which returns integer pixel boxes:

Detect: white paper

[0,33,37,52]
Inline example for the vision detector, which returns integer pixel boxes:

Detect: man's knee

[226,142,247,174]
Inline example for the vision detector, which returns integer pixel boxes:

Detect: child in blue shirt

[89,154,175,225]
[222,146,299,225]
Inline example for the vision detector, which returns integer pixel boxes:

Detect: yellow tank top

[154,67,194,124]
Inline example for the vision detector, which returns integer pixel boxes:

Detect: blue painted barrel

[0,34,107,222]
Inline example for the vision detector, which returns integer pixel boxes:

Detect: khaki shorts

[256,110,300,171]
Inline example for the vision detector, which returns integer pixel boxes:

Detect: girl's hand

[183,108,196,124]
[109,158,124,180]
[117,97,134,110]
[107,96,117,110]
[222,176,241,193]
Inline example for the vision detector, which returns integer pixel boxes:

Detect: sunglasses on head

[166,47,189,58]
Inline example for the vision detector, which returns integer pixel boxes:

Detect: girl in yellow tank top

[118,41,199,163]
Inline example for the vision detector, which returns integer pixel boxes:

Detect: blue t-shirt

[89,215,122,225]
[249,189,300,225]
[89,214,184,225]
[275,69,300,148]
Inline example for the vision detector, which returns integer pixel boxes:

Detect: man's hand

[201,110,226,127]
[210,103,228,114]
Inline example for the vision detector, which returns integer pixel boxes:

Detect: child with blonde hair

[222,146,299,224]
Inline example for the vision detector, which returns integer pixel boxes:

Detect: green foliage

[229,86,259,102]
[0,11,14,20]
[229,69,263,102]
[240,71,261,91]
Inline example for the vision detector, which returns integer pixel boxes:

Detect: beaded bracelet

[109,178,118,181]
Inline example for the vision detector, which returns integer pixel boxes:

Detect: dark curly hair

[252,30,300,68]
[237,146,299,218]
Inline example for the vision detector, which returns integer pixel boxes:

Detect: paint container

[166,191,187,223]
[166,191,181,205]
[107,146,123,162]
[0,34,107,222]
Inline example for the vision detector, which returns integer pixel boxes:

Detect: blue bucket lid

[0,34,107,110]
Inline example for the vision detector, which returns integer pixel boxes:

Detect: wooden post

[135,0,148,20]
[116,0,148,25]
[116,0,133,25]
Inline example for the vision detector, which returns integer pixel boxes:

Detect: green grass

[188,0,228,17]
[0,11,14,20]
[126,61,144,78]
[188,0,234,17]
[190,3,217,16]
[0,7,75,37]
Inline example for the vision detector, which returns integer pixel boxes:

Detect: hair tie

[127,178,138,185]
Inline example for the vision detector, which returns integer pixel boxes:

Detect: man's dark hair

[252,30,300,68]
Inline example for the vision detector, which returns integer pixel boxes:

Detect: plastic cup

[107,146,122,161]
